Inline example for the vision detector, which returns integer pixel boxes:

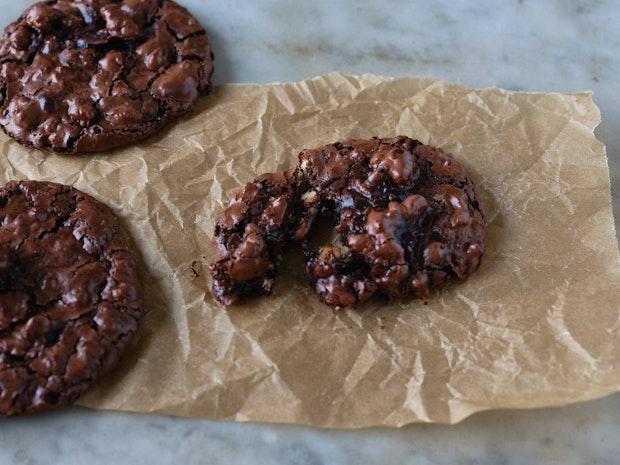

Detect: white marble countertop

[1,1,619,464]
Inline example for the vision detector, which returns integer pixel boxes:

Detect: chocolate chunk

[0,0,214,154]
[210,137,485,309]
[0,181,142,416]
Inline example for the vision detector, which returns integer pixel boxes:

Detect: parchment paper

[1,73,619,428]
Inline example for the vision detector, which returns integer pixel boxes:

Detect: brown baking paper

[1,73,619,428]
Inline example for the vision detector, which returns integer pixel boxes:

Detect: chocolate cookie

[0,181,142,416]
[209,137,485,309]
[0,0,214,154]
[300,137,485,308]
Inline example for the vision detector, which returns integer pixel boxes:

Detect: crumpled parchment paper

[1,73,619,428]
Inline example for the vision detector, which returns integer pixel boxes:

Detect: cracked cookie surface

[0,181,142,416]
[210,136,485,309]
[0,0,213,154]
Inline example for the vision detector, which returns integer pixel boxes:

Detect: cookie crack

[161,19,205,44]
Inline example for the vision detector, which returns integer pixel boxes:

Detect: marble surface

[1,0,620,464]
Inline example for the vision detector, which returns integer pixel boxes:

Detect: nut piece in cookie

[0,181,142,416]
[0,0,214,154]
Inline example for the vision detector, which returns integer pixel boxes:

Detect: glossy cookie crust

[210,169,314,305]
[300,136,485,308]
[0,0,213,154]
[0,181,142,416]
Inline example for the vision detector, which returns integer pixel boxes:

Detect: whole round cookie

[209,136,485,309]
[0,0,214,154]
[300,136,485,308]
[0,181,142,416]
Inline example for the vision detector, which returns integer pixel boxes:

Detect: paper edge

[76,384,620,429]
[228,71,596,99]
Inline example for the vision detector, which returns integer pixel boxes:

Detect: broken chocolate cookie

[210,137,485,309]
[300,136,485,308]
[210,169,315,305]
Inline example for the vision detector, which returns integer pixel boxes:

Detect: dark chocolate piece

[0,0,214,154]
[0,180,142,416]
